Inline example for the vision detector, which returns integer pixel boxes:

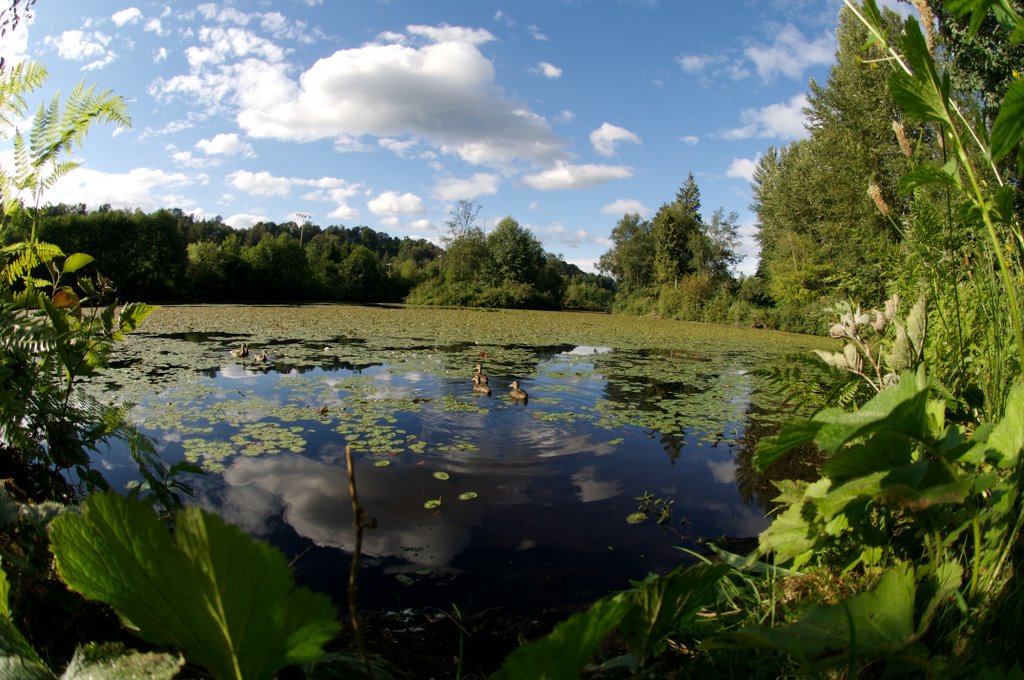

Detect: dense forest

[3,0,1024,677]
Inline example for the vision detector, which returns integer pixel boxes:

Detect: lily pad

[433,471,450,481]
[626,512,647,525]
[424,498,442,510]
[458,491,478,501]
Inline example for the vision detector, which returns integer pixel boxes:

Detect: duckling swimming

[473,363,489,386]
[252,350,269,363]
[229,342,249,359]
[509,380,528,401]
[472,373,492,395]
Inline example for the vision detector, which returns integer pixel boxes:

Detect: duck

[509,380,528,402]
[252,350,269,363]
[473,363,489,386]
[229,342,249,359]
[472,373,492,395]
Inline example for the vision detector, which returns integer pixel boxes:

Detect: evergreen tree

[652,173,702,288]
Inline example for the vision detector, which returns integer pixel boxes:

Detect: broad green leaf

[619,563,729,662]
[424,498,441,509]
[821,431,914,484]
[898,160,961,193]
[972,383,1024,469]
[49,492,339,680]
[888,19,950,126]
[432,471,450,480]
[758,478,831,568]
[491,594,629,680]
[990,75,1024,163]
[755,416,822,470]
[812,374,931,453]
[720,564,916,669]
[61,643,182,680]
[60,253,93,274]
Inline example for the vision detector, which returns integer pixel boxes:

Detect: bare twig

[345,445,375,680]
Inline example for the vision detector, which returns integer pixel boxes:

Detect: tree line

[0,202,615,310]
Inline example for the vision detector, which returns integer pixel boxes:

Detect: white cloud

[723,94,809,140]
[409,218,435,231]
[433,173,500,201]
[367,191,425,215]
[522,162,633,191]
[327,204,360,221]
[528,25,548,41]
[679,135,699,145]
[185,26,284,68]
[226,170,292,196]
[745,24,835,81]
[589,123,641,157]
[676,53,717,73]
[143,18,169,37]
[195,132,255,157]
[112,8,142,27]
[236,26,566,167]
[48,167,200,210]
[534,61,561,78]
[45,30,110,61]
[601,199,650,217]
[726,157,759,182]
[153,47,168,63]
[152,58,297,114]
[494,11,515,28]
[224,213,268,229]
[407,24,495,46]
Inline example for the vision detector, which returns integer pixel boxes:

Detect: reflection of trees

[659,431,684,465]
[734,413,826,513]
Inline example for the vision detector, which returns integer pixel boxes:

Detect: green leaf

[898,159,961,193]
[888,19,950,126]
[491,594,629,680]
[757,478,831,568]
[457,492,477,501]
[424,498,442,509]
[61,643,183,680]
[625,512,646,525]
[972,383,1024,469]
[49,492,339,680]
[60,253,93,274]
[990,74,1024,163]
[0,563,49,677]
[619,563,729,662]
[755,417,823,470]
[432,471,450,480]
[720,564,916,669]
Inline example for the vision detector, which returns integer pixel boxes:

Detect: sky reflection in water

[99,341,775,612]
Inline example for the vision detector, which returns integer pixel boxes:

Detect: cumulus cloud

[726,156,759,182]
[225,170,361,222]
[48,167,201,211]
[679,135,699,145]
[367,191,425,215]
[235,26,565,167]
[522,162,633,191]
[746,24,835,81]
[601,199,650,217]
[224,213,268,229]
[433,173,500,201]
[590,123,641,157]
[195,132,255,157]
[534,61,561,78]
[185,26,284,68]
[722,94,809,140]
[112,7,142,27]
[227,170,291,196]
[45,30,111,61]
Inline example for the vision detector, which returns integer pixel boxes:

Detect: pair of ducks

[472,363,528,401]
[229,343,268,363]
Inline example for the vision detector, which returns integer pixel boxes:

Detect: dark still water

[87,304,823,615]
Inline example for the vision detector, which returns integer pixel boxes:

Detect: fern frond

[0,60,48,137]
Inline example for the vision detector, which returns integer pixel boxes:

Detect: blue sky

[1,0,910,276]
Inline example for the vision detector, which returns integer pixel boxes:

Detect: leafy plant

[48,492,340,680]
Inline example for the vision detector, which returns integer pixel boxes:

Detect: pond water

[85,304,828,614]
